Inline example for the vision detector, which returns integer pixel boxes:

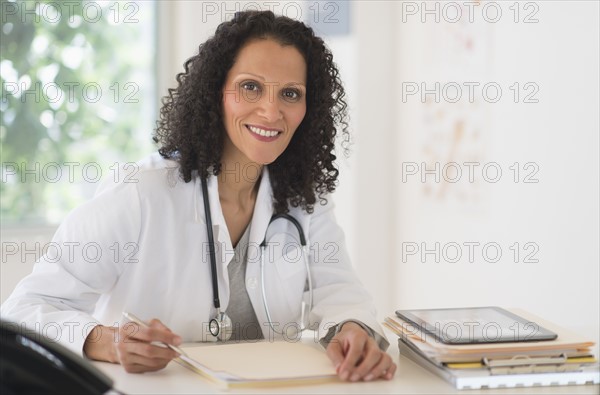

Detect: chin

[248,152,282,166]
[254,158,277,166]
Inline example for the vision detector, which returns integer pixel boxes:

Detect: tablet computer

[395,306,558,344]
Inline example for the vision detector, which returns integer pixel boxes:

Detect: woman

[1,11,396,382]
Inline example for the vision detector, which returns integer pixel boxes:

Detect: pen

[122,311,188,357]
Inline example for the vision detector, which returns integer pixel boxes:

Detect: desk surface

[93,330,600,395]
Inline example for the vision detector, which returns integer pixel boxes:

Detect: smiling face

[221,38,307,167]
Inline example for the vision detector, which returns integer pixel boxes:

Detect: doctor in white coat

[1,11,396,382]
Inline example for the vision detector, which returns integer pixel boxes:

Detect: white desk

[93,331,600,395]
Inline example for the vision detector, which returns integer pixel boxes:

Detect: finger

[385,362,397,380]
[348,342,383,382]
[149,318,171,332]
[123,352,172,372]
[126,350,173,367]
[118,341,176,371]
[338,335,368,381]
[363,353,395,381]
[126,341,179,360]
[123,320,182,346]
[122,362,147,374]
[114,333,175,375]
[147,319,182,346]
[150,319,182,345]
[326,339,346,372]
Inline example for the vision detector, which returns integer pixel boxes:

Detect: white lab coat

[1,153,387,355]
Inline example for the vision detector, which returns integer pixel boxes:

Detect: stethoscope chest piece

[209,311,233,341]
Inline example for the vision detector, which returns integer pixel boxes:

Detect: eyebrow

[235,72,306,88]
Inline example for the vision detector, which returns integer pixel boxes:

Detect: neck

[218,148,263,207]
[217,172,260,207]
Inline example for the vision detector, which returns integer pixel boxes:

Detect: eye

[282,89,301,101]
[241,81,260,92]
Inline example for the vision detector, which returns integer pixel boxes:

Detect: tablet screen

[395,307,558,344]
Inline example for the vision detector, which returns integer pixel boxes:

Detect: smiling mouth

[245,124,283,141]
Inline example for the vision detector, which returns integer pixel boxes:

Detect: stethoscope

[201,177,313,341]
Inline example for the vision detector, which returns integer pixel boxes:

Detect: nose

[257,94,283,123]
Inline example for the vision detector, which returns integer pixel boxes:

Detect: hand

[83,319,182,373]
[115,318,182,373]
[326,322,396,382]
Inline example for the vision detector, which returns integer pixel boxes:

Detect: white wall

[386,0,599,343]
[350,1,397,321]
[1,227,56,303]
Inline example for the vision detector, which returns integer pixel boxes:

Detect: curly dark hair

[153,10,349,214]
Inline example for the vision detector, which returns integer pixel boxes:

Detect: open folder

[173,341,339,389]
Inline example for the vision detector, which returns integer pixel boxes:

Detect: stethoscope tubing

[260,215,312,334]
[201,177,221,311]
[201,177,312,339]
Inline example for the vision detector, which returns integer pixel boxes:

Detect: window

[1,0,156,225]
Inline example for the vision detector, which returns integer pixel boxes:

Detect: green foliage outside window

[1,0,156,225]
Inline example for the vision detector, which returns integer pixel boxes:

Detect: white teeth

[248,125,279,137]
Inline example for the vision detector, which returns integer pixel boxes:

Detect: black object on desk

[0,319,120,394]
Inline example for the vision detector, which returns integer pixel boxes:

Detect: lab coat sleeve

[306,200,390,351]
[319,319,389,351]
[0,177,141,356]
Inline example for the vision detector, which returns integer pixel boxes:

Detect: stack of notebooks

[384,307,600,390]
